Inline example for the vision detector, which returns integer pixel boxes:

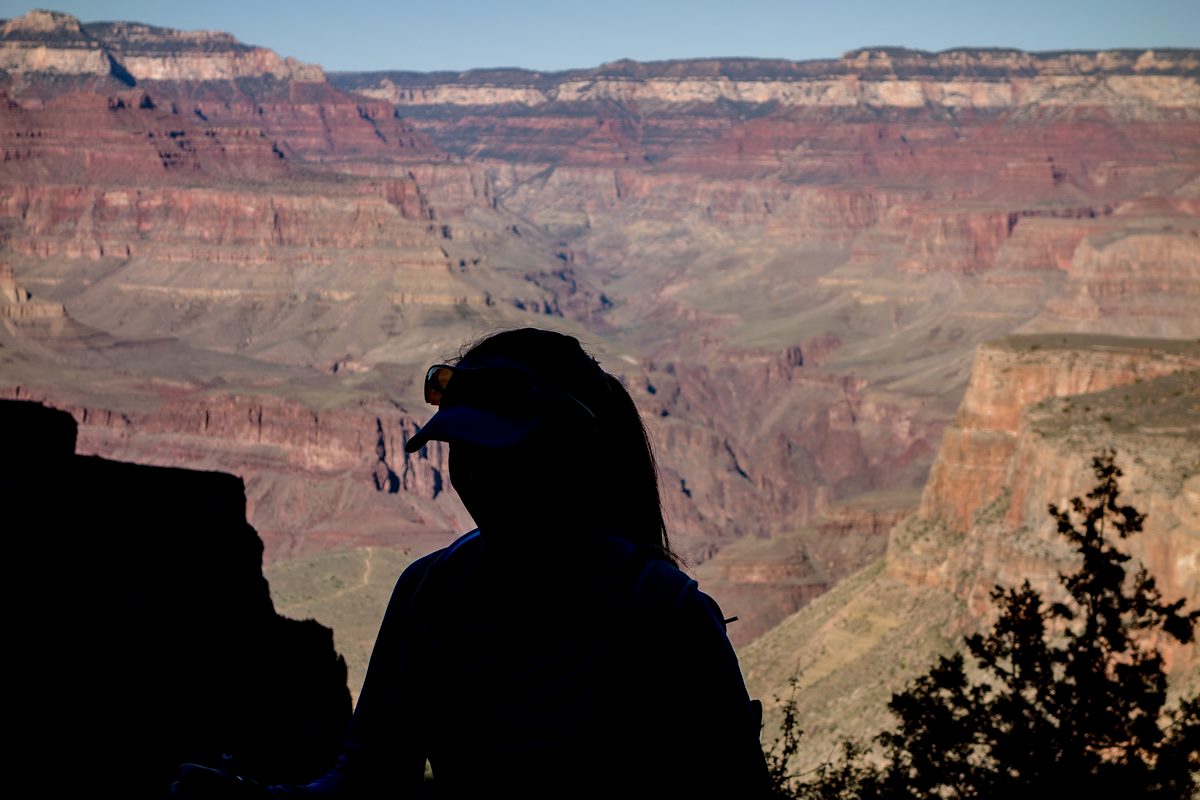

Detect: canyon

[743,335,1200,769]
[2,8,1197,758]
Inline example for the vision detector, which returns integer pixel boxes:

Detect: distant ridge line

[330,48,1200,88]
[3,11,1195,86]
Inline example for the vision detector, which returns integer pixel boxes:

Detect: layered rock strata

[341,49,1200,111]
[1,10,323,82]
[697,500,915,647]
[743,335,1200,772]
[0,261,63,322]
[2,12,1198,704]
[335,46,1200,345]
[915,335,1200,534]
[3,382,467,563]
[892,335,1200,665]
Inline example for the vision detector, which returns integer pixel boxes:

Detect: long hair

[455,328,676,565]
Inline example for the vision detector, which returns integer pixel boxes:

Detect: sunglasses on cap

[423,363,597,420]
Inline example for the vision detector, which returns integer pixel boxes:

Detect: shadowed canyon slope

[2,10,1198,714]
[3,399,350,798]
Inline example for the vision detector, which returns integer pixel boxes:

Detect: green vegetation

[766,452,1199,799]
[267,546,415,700]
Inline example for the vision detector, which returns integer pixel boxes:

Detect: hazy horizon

[1,1,1197,73]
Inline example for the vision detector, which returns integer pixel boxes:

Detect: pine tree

[781,452,1199,799]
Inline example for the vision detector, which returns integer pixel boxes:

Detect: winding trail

[277,546,375,612]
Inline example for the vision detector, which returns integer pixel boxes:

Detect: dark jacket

[277,529,769,799]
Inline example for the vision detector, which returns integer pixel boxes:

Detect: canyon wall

[2,10,1197,707]
[1,11,324,82]
[915,335,1200,534]
[891,335,1200,666]
[3,381,468,563]
[341,49,1200,110]
[743,335,1200,770]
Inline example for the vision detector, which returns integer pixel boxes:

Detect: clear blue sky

[2,1,1197,72]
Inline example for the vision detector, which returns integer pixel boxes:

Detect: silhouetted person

[175,328,769,798]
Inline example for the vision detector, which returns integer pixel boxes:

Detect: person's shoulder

[390,530,483,598]
[627,556,726,627]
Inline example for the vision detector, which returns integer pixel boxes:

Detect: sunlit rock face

[915,335,1200,533]
[1,9,324,81]
[344,49,1200,110]
[742,336,1200,773]
[338,46,1200,633]
[2,11,1197,702]
[892,335,1200,671]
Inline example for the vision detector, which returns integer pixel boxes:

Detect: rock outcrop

[891,335,1200,665]
[914,334,1200,534]
[0,260,64,322]
[1,10,323,82]
[3,399,352,798]
[742,335,1200,772]
[2,383,468,563]
[1032,216,1200,337]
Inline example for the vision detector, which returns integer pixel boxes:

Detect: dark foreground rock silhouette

[2,399,350,798]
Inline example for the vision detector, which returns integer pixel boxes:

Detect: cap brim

[403,405,542,453]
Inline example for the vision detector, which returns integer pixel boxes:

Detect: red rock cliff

[891,335,1200,669]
